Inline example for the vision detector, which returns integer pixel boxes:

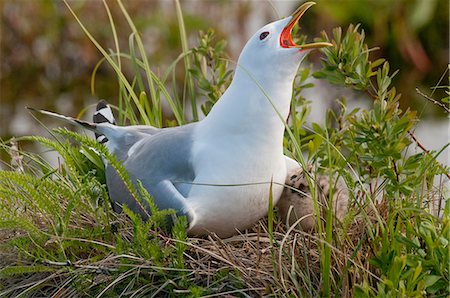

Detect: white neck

[199,63,297,144]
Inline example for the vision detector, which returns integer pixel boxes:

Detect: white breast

[186,126,286,237]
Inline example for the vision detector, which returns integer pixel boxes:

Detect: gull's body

[32,2,330,238]
[101,55,295,237]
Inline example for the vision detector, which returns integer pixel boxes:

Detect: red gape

[280,19,298,48]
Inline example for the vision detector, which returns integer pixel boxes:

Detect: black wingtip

[96,99,108,110]
[94,99,115,125]
[74,119,97,130]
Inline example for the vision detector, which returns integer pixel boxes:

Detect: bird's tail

[93,100,116,144]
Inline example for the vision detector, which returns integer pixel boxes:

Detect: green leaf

[79,147,104,171]
[423,275,441,290]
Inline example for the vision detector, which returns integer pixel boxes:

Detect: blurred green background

[0,0,448,139]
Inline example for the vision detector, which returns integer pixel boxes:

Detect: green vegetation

[1,1,448,297]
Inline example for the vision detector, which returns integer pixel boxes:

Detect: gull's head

[237,2,332,80]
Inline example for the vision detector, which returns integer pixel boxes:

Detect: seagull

[30,2,332,238]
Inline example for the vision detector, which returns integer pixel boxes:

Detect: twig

[408,131,450,179]
[408,131,429,153]
[415,88,450,113]
[392,160,400,183]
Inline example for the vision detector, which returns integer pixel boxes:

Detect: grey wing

[100,124,161,161]
[105,123,197,220]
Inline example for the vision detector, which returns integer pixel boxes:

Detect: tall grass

[0,1,448,297]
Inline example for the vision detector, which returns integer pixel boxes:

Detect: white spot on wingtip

[95,107,115,123]
[97,135,107,143]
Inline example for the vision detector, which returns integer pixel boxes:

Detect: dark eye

[259,31,270,40]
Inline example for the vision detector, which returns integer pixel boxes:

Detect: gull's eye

[259,31,270,40]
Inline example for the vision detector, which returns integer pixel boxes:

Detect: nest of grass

[0,201,383,297]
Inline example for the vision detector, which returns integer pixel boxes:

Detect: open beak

[280,2,333,50]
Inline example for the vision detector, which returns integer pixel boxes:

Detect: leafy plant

[286,23,449,297]
[0,129,192,296]
[189,29,233,116]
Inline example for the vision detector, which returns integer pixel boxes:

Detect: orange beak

[280,2,332,50]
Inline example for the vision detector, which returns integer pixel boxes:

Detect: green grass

[1,1,449,297]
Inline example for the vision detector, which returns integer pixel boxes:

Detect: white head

[201,2,332,136]
[236,2,332,83]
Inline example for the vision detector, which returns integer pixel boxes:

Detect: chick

[277,166,349,232]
